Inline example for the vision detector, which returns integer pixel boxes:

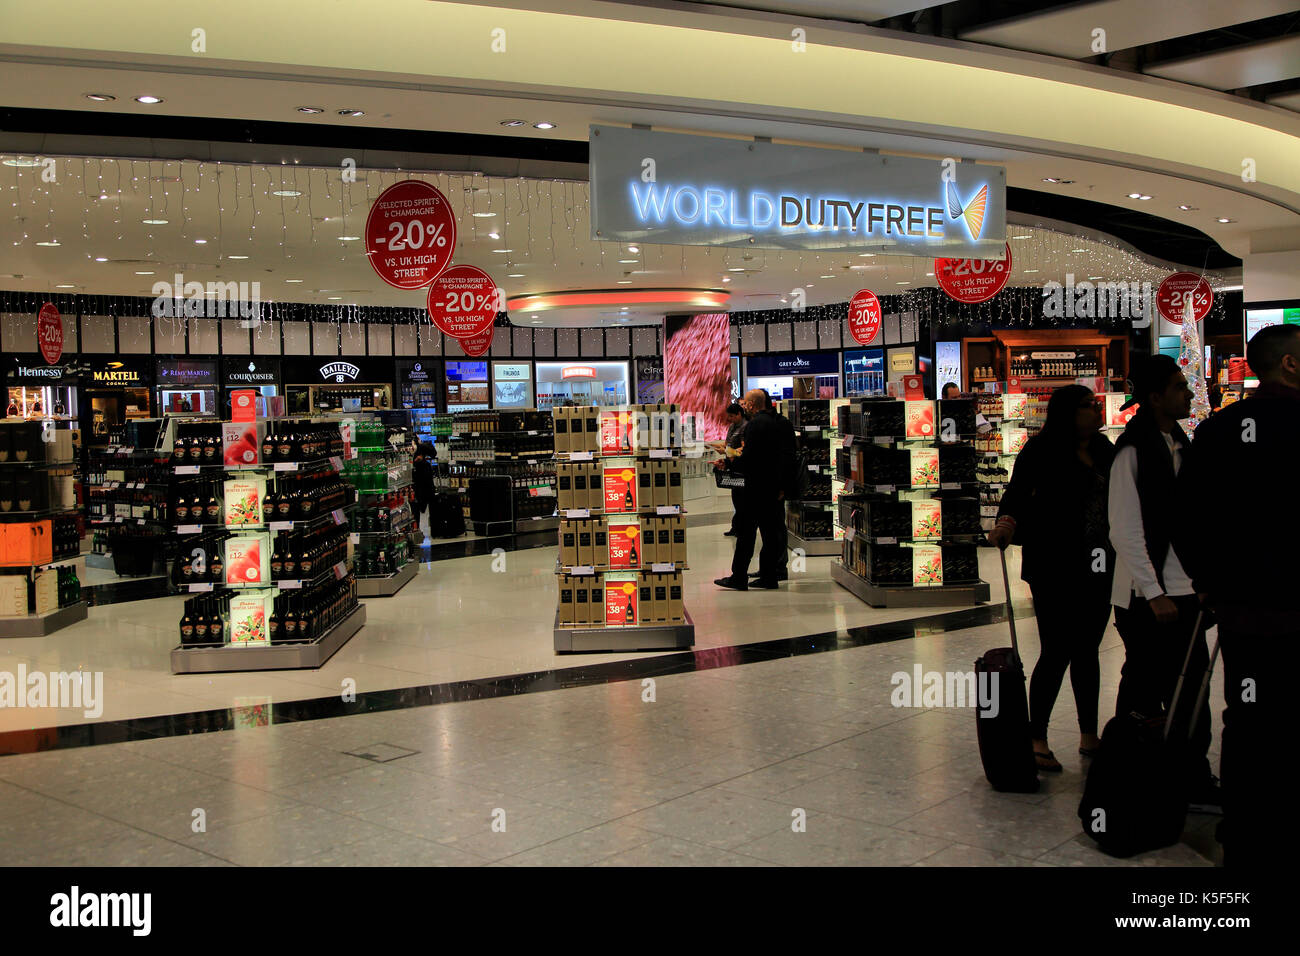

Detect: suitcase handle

[1163,608,1221,743]
[998,549,1020,660]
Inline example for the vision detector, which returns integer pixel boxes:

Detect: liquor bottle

[187,436,204,462]
[271,543,284,579]
[624,484,634,510]
[172,437,187,462]
[282,597,298,641]
[208,547,224,582]
[283,537,298,578]
[625,599,635,624]
[268,597,282,643]
[180,604,194,645]
[628,539,638,567]
[277,429,294,462]
[299,599,316,641]
[262,489,278,517]
[262,428,277,462]
[174,489,191,521]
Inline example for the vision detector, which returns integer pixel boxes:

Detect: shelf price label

[174,465,200,475]
[278,579,301,590]
[187,583,214,593]
[331,509,347,525]
[651,562,675,573]
[333,561,348,580]
[655,505,681,515]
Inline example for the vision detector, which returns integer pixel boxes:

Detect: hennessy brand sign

[320,361,360,382]
[589,125,1006,258]
[17,366,63,378]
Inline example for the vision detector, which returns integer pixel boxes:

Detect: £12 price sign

[1155,272,1213,325]
[935,242,1012,304]
[365,180,457,290]
[848,289,882,345]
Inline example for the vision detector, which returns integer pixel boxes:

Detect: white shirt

[1108,432,1194,608]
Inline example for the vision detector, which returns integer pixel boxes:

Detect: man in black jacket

[1179,323,1300,866]
[1108,354,1218,811]
[715,389,796,590]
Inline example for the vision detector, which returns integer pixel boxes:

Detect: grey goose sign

[589,126,1006,259]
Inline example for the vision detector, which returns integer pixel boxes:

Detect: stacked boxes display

[552,404,690,636]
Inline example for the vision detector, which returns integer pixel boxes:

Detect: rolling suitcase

[974,550,1039,793]
[1078,611,1219,857]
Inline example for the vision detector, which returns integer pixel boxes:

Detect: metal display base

[554,608,695,653]
[0,601,88,638]
[84,553,116,570]
[357,560,417,597]
[787,529,840,556]
[831,560,990,608]
[520,515,560,534]
[170,604,367,674]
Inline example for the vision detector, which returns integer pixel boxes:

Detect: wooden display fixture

[963,330,1129,391]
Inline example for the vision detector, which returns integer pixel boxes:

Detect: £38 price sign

[426,265,503,338]
[364,180,457,290]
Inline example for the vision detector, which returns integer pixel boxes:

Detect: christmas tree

[1178,295,1212,430]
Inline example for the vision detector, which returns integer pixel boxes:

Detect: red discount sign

[934,242,1012,304]
[427,264,501,338]
[1155,272,1213,325]
[847,289,882,345]
[37,302,63,364]
[458,327,494,357]
[364,180,457,290]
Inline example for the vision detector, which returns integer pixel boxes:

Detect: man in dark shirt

[1178,323,1300,867]
[715,389,796,590]
[715,402,748,537]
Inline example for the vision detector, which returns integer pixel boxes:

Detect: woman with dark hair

[988,385,1115,771]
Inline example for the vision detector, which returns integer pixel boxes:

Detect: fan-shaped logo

[946,181,989,241]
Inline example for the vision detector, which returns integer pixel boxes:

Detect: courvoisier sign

[589,126,1006,259]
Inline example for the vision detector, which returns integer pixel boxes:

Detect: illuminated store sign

[590,126,1005,258]
[319,361,360,382]
[562,366,597,380]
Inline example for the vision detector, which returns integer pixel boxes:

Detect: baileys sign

[320,361,361,383]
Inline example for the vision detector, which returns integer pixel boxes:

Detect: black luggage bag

[974,550,1040,793]
[1078,612,1219,857]
[428,492,466,539]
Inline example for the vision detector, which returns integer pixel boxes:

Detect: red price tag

[934,242,1012,304]
[37,302,63,364]
[847,289,882,345]
[364,180,456,290]
[427,264,500,338]
[1155,272,1213,325]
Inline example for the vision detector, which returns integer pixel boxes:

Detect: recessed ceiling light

[1087,276,1103,280]
[338,235,360,240]
[507,273,525,278]
[1216,217,1234,223]
[97,193,109,200]
[337,109,364,117]
[499,119,526,127]
[272,189,302,197]
[488,232,500,240]
[896,281,910,285]
[1012,234,1032,240]
[820,274,835,279]
[36,240,60,247]
[135,271,154,275]
[297,106,325,114]
[134,95,163,104]
[141,218,168,225]
[1127,192,1142,199]
[55,283,75,288]
[1139,195,1152,201]
[1042,177,1075,184]
[194,238,207,244]
[627,245,639,253]
[617,280,632,284]
[285,279,304,283]
[471,212,496,218]
[806,283,814,287]
[1023,269,1039,273]
[94,257,108,262]
[722,277,731,282]
[84,93,116,102]
[492,248,513,253]
[858,253,875,258]
[1072,248,1087,253]
[618,259,639,263]
[1178,205,1198,211]
[226,255,249,260]
[925,272,934,277]
[779,298,787,304]
[328,296,342,300]
[533,122,556,130]
[2,158,42,167]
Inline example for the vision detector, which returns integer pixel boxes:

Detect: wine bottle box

[652,573,668,624]
[577,518,594,568]
[652,459,668,509]
[592,519,609,570]
[670,515,687,565]
[558,575,575,625]
[560,520,578,568]
[574,579,590,625]
[553,406,570,454]
[589,577,605,628]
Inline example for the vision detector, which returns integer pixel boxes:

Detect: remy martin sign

[589,126,1006,259]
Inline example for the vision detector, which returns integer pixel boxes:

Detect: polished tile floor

[0,491,1222,866]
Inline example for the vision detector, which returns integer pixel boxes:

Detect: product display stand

[168,416,366,673]
[447,410,557,536]
[0,420,86,636]
[86,444,172,575]
[551,403,694,652]
[833,398,991,608]
[344,418,418,597]
[783,398,845,557]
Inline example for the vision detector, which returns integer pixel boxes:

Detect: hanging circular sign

[426,264,500,338]
[847,289,882,345]
[1155,272,1213,325]
[364,179,457,290]
[37,302,63,365]
[934,242,1013,304]
[458,327,494,357]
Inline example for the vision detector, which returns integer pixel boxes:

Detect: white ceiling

[0,154,1237,326]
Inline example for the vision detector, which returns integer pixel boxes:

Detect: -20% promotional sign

[364,180,457,290]
[847,289,882,345]
[427,264,503,340]
[934,242,1012,304]
[1155,272,1213,325]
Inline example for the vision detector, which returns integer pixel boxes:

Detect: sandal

[1034,750,1063,772]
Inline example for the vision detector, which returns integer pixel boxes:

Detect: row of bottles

[343,455,402,493]
[260,424,345,464]
[316,386,388,410]
[172,478,225,524]
[57,566,82,607]
[1008,356,1101,379]
[448,434,553,462]
[268,573,359,644]
[355,539,409,578]
[263,476,352,521]
[178,592,230,647]
[171,434,224,464]
[176,531,230,583]
[271,527,349,581]
[435,461,554,491]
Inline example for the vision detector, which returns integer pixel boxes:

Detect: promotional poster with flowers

[912,545,944,586]
[909,448,940,487]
